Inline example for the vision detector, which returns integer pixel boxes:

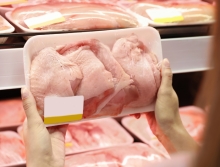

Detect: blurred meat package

[18,118,134,155]
[126,0,214,26]
[0,131,26,166]
[7,1,139,32]
[0,99,25,128]
[23,27,163,126]
[65,143,164,167]
[121,106,206,158]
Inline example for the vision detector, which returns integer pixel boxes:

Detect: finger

[47,124,68,137]
[160,59,173,88]
[21,87,43,124]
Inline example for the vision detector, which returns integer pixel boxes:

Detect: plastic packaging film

[17,118,134,155]
[23,27,163,126]
[0,99,25,129]
[121,106,206,158]
[64,143,165,167]
[118,0,215,26]
[0,131,26,167]
[6,1,142,33]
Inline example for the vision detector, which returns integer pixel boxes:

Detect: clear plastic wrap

[0,99,25,129]
[121,106,206,158]
[0,131,26,167]
[0,15,15,44]
[17,118,134,155]
[65,143,164,167]
[122,0,214,26]
[23,27,163,126]
[6,2,139,32]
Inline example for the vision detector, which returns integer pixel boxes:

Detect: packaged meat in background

[17,118,133,155]
[121,106,206,158]
[0,99,25,129]
[5,1,146,37]
[0,131,26,166]
[0,15,15,44]
[126,0,214,26]
[65,143,164,167]
[23,27,163,126]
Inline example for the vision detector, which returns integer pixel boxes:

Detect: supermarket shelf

[0,36,212,90]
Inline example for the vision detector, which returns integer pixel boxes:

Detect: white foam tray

[0,36,211,90]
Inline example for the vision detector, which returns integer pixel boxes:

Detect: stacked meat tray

[0,0,212,167]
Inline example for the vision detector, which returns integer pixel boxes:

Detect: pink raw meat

[11,2,138,31]
[57,39,138,117]
[130,1,214,24]
[66,118,132,153]
[0,99,25,126]
[56,41,115,118]
[30,47,83,116]
[0,131,25,166]
[112,34,161,108]
[65,143,163,167]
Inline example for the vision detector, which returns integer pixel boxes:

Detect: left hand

[21,88,68,167]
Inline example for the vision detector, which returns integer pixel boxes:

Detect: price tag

[44,96,84,126]
[146,8,184,23]
[0,0,27,6]
[24,12,65,29]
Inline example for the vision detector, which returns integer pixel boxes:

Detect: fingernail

[163,59,170,68]
[21,88,29,99]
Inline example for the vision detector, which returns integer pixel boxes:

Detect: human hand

[21,88,68,167]
[145,59,197,153]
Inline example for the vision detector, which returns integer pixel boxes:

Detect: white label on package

[24,12,65,29]
[146,8,184,23]
[0,0,27,6]
[44,96,84,125]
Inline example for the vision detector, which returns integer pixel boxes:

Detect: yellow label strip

[154,16,184,23]
[44,114,83,125]
[0,0,27,6]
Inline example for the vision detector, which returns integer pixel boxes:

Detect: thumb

[160,59,173,89]
[21,87,43,124]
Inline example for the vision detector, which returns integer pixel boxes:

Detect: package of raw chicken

[23,27,162,126]
[0,15,15,44]
[65,143,164,167]
[5,1,148,38]
[17,118,134,155]
[120,0,215,27]
[0,131,26,167]
[0,99,26,130]
[121,106,206,158]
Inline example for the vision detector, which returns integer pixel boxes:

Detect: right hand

[145,59,198,153]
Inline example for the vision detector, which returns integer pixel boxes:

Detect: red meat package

[0,99,26,128]
[0,131,26,166]
[18,118,133,155]
[122,106,206,158]
[65,143,164,167]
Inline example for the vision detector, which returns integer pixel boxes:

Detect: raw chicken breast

[11,2,138,31]
[130,1,214,24]
[58,39,138,117]
[57,41,115,118]
[30,47,83,116]
[0,99,25,126]
[0,131,25,166]
[65,143,164,167]
[112,34,161,108]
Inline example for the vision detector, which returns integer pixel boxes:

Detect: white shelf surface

[0,36,212,90]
